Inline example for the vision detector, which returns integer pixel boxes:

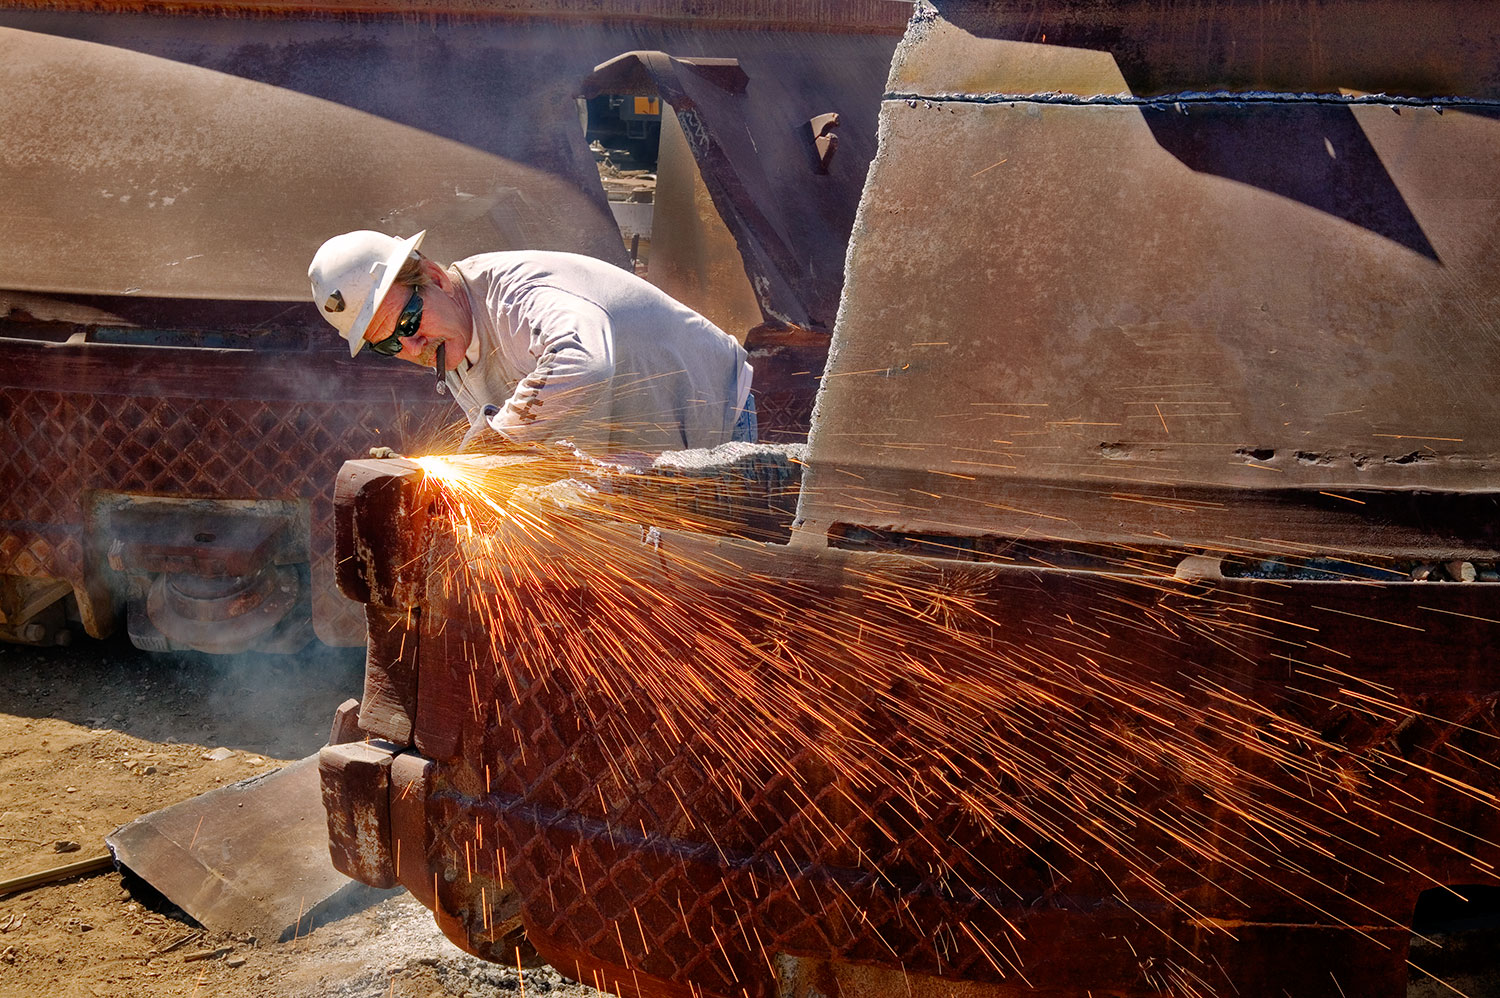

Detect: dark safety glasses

[366,289,423,357]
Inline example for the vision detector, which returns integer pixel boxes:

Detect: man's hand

[367,446,402,459]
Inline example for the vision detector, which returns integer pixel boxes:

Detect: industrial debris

[320,3,1500,998]
[4,0,1500,996]
[109,756,397,943]
[0,0,900,657]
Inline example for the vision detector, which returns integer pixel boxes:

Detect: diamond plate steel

[1,385,452,643]
[354,507,1500,998]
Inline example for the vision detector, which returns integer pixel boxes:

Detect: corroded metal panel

[889,0,1500,98]
[743,326,830,444]
[0,341,454,643]
[327,455,1500,998]
[333,458,434,611]
[358,605,422,743]
[109,756,367,941]
[0,5,899,324]
[796,4,1500,551]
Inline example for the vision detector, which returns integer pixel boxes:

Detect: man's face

[364,279,469,371]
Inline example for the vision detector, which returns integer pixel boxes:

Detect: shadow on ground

[0,634,365,760]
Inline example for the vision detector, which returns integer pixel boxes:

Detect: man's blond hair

[395,252,436,289]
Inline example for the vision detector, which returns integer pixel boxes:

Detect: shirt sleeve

[484,285,615,446]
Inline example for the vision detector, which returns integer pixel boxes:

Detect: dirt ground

[0,635,601,998]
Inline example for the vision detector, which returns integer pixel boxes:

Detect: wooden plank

[0,853,113,897]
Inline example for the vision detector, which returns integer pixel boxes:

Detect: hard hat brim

[346,229,427,357]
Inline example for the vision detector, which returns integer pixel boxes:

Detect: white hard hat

[308,229,426,357]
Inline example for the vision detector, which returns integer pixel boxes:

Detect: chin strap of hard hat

[435,342,447,396]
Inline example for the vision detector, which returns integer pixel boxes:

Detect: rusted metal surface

[0,2,900,650]
[797,1,1500,553]
[1,337,452,646]
[887,1,1500,99]
[328,456,1500,997]
[105,504,311,652]
[320,3,1500,997]
[581,42,885,330]
[0,5,898,322]
[109,756,392,941]
[0,0,911,32]
[774,953,1059,998]
[742,325,833,444]
[320,741,398,890]
[144,562,304,655]
[328,697,365,747]
[108,506,289,578]
[0,576,74,646]
[648,103,766,343]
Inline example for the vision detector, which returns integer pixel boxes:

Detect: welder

[308,230,756,455]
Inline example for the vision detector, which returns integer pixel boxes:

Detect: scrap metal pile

[327,442,1500,998]
[0,0,899,655]
[322,3,1500,997]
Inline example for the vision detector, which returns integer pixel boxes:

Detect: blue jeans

[731,393,758,443]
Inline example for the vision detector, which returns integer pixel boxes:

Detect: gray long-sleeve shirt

[443,251,752,455]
